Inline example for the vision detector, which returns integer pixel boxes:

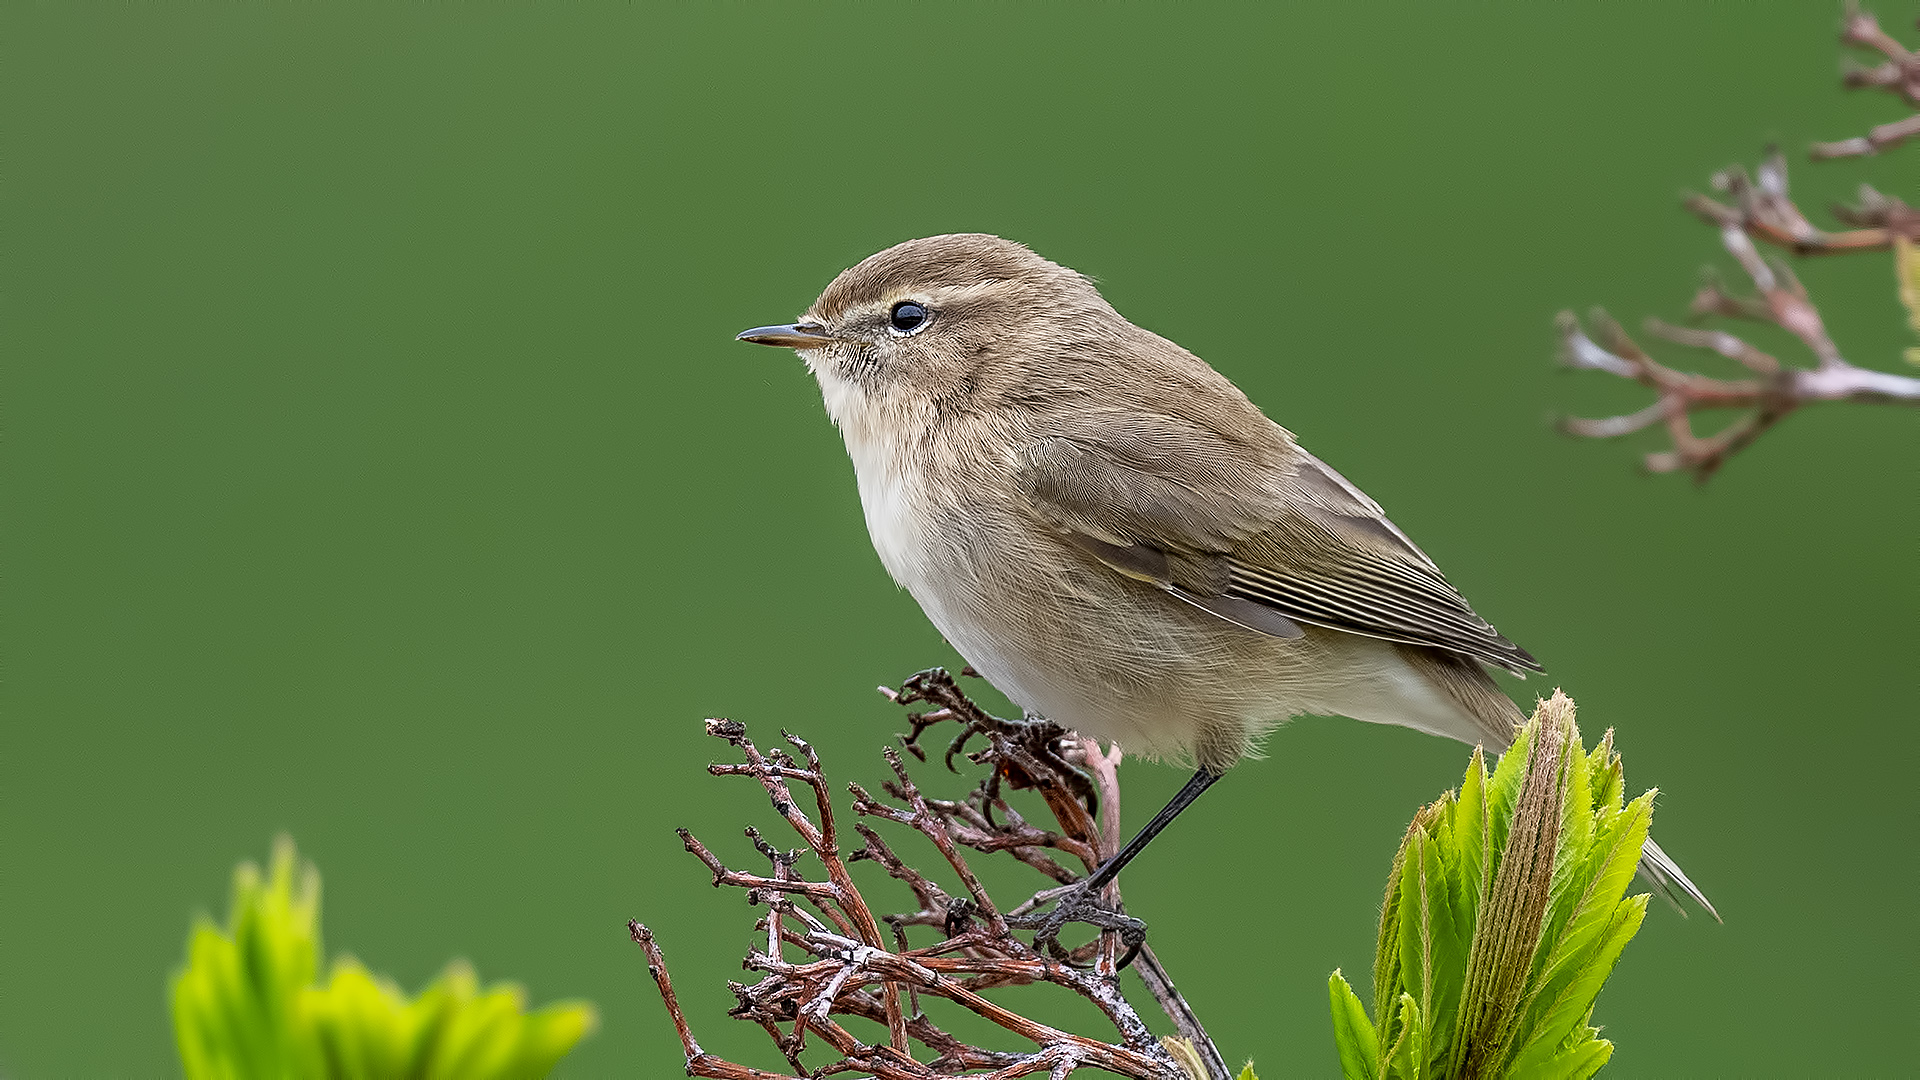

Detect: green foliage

[172,838,596,1080]
[1328,693,1652,1079]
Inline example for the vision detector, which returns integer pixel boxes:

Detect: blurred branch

[1557,8,1920,481]
[631,668,1230,1080]
[1810,5,1920,159]
[1682,150,1918,256]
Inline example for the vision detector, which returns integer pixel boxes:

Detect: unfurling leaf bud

[1329,691,1654,1080]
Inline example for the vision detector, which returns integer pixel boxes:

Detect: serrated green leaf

[1329,971,1381,1080]
[1537,713,1596,989]
[1524,791,1653,1039]
[1391,992,1426,1080]
[1374,812,1421,1046]
[1397,831,1428,1027]
[1517,1034,1614,1080]
[1589,730,1623,814]
[1452,747,1488,963]
[1235,1065,1261,1080]
[1377,993,1412,1080]
[1414,822,1468,1068]
[1508,894,1647,1076]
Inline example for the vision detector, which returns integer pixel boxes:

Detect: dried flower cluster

[630,668,1233,1080]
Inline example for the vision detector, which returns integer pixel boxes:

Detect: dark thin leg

[1082,767,1222,893]
[1007,768,1223,964]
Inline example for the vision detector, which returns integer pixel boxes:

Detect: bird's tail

[1637,836,1720,921]
[1415,652,1720,920]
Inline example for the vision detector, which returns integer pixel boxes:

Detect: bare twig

[1811,5,1920,159]
[1133,945,1232,1080]
[1683,148,1918,255]
[632,670,1231,1079]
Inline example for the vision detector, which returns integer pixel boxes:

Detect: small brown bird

[739,234,1713,944]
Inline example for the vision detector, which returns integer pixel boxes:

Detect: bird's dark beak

[736,323,837,349]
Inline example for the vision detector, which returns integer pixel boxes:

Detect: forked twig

[1811,5,1920,159]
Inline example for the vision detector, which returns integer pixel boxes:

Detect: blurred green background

[7,5,1916,1075]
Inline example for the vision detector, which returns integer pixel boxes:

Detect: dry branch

[1811,5,1920,159]
[631,668,1231,1080]
[1558,8,1920,480]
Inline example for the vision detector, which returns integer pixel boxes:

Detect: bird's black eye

[888,301,929,335]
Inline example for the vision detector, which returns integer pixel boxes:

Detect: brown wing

[1014,414,1541,675]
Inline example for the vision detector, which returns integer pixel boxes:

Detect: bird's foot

[891,669,1098,812]
[1007,880,1146,967]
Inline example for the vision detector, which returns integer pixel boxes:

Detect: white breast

[850,434,928,590]
[818,371,1079,732]
[818,373,936,593]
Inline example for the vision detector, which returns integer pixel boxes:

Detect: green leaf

[1387,992,1426,1080]
[1588,729,1623,815]
[1483,720,1535,868]
[1454,697,1573,1077]
[1508,895,1647,1075]
[1397,831,1428,1028]
[172,839,596,1080]
[1538,713,1596,979]
[1520,791,1653,1053]
[1413,820,1468,1068]
[173,838,322,1080]
[1329,971,1381,1080]
[1518,1032,1614,1080]
[1452,747,1488,965]
[1374,811,1420,1046]
[503,1003,599,1080]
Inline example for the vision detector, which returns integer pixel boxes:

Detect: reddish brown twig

[1811,5,1920,159]
[1682,148,1918,256]
[631,669,1229,1079]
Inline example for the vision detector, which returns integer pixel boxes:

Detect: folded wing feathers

[1015,426,1542,675]
[1226,552,1540,675]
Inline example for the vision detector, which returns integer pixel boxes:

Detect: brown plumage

[739,233,1712,916]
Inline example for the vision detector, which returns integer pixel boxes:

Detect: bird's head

[737,234,1119,436]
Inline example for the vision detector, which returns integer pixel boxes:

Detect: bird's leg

[1008,768,1223,967]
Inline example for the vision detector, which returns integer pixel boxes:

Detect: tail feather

[1637,836,1721,921]
[1409,649,1720,920]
